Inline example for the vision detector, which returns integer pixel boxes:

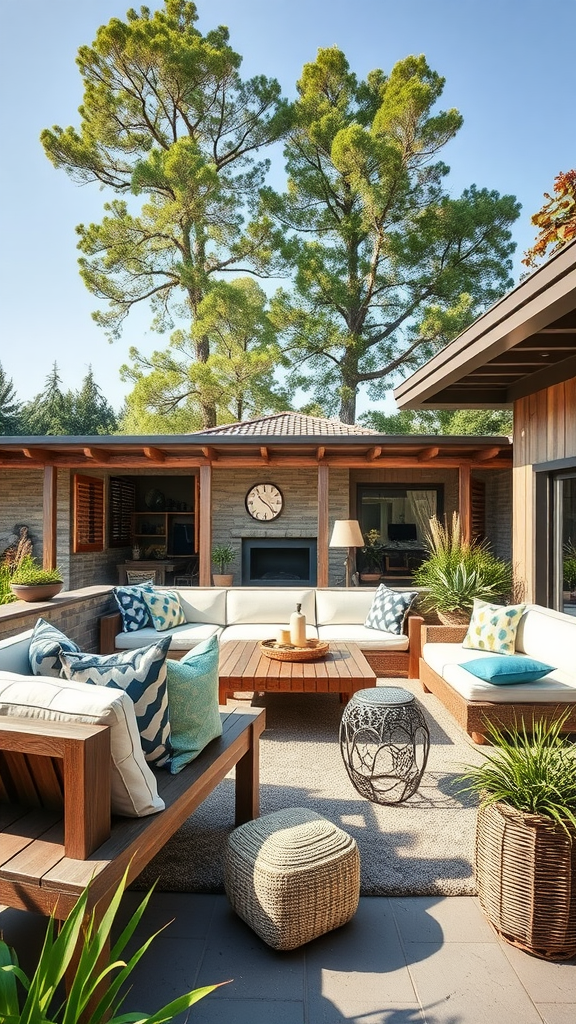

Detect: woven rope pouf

[224,807,360,950]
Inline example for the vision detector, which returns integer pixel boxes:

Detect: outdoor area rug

[133,680,485,897]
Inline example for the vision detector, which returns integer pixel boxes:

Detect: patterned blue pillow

[364,584,418,636]
[28,617,80,677]
[60,638,173,767]
[142,588,186,632]
[113,585,155,632]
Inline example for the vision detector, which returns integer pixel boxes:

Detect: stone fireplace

[241,538,317,586]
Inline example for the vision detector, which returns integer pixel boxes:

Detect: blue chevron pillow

[113,585,155,632]
[60,637,173,767]
[28,617,80,677]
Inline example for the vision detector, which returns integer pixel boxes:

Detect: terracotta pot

[212,574,233,587]
[10,582,63,602]
[359,573,382,583]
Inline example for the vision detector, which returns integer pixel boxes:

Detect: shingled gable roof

[192,412,375,436]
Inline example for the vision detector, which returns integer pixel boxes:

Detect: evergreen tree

[21,364,74,435]
[266,49,520,422]
[72,366,118,434]
[0,363,22,435]
[41,1,289,429]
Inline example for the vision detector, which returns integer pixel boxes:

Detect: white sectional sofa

[419,603,576,743]
[100,586,423,680]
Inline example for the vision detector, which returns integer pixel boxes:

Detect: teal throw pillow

[459,655,554,685]
[165,635,222,774]
[28,617,80,676]
[60,638,173,767]
[142,588,186,632]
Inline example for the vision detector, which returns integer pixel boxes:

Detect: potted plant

[359,530,384,582]
[413,513,513,625]
[9,554,63,602]
[212,543,235,586]
[459,714,576,959]
[0,870,224,1022]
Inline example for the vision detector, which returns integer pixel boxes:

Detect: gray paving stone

[498,940,576,1003]
[406,942,544,1024]
[119,890,218,939]
[535,1005,576,1024]
[390,896,495,944]
[308,996,425,1023]
[304,901,417,1004]
[191,998,305,1024]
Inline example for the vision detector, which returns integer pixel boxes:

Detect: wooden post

[198,464,212,586]
[459,463,472,545]
[43,465,58,570]
[317,463,329,587]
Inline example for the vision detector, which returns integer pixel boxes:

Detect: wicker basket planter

[436,608,470,626]
[476,800,576,959]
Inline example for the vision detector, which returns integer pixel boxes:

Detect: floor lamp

[329,519,364,587]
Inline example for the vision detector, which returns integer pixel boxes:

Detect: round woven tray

[260,639,330,662]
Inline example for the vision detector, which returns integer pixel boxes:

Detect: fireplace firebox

[242,538,317,586]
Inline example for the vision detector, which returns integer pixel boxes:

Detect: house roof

[194,412,376,436]
[394,238,576,410]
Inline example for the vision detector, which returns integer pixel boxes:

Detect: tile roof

[192,412,375,437]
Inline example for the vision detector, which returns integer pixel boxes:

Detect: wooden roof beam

[366,446,382,461]
[418,446,440,462]
[22,448,49,463]
[83,447,111,464]
[316,446,326,462]
[143,446,166,463]
[475,446,502,462]
[201,446,218,462]
[260,446,269,463]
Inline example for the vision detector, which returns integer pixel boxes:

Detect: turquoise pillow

[459,655,554,685]
[165,635,222,774]
[142,588,186,632]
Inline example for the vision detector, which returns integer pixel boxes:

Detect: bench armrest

[100,611,122,654]
[0,718,111,858]
[407,614,424,679]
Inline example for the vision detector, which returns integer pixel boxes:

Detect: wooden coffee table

[218,640,377,705]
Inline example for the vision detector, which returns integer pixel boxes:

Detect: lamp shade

[329,519,364,548]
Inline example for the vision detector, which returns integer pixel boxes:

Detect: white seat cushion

[516,604,576,674]
[315,589,378,625]
[317,625,409,650]
[422,642,576,703]
[225,588,317,626]
[0,671,164,816]
[220,623,319,643]
[115,623,222,650]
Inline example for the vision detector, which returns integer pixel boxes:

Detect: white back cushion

[315,589,378,625]
[0,630,33,675]
[515,604,576,676]
[0,671,164,817]
[167,587,228,626]
[225,588,317,625]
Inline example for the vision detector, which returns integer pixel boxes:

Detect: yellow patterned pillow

[462,598,525,655]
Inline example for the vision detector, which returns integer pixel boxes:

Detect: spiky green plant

[10,555,62,586]
[459,714,576,836]
[413,512,513,616]
[0,563,16,605]
[0,870,225,1023]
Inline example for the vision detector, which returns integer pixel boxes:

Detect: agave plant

[459,713,576,835]
[413,512,513,618]
[0,870,224,1023]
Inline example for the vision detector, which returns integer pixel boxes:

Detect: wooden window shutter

[74,474,104,553]
[109,477,135,548]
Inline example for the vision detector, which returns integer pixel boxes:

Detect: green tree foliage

[266,48,520,423]
[21,365,118,436]
[41,1,289,429]
[0,364,22,435]
[119,278,289,432]
[360,407,513,435]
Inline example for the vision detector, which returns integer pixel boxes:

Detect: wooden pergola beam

[418,446,440,462]
[201,446,218,462]
[83,448,111,464]
[459,463,472,545]
[143,446,166,463]
[43,466,58,571]
[260,446,269,463]
[198,464,212,587]
[316,446,326,462]
[475,446,501,462]
[22,448,49,463]
[366,446,382,461]
[317,463,329,588]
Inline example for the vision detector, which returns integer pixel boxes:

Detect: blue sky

[1,0,574,414]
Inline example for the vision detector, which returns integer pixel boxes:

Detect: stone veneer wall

[0,586,115,650]
[477,469,512,563]
[211,467,350,585]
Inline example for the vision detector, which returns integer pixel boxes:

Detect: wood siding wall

[513,377,576,600]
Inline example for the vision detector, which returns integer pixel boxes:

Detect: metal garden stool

[339,687,430,804]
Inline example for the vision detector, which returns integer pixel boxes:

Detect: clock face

[245,483,284,521]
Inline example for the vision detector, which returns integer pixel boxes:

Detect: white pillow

[0,671,164,818]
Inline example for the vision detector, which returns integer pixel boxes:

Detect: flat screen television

[387,523,417,543]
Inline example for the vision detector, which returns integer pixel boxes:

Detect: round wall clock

[245,482,284,521]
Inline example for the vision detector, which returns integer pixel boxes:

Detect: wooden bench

[0,704,265,983]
